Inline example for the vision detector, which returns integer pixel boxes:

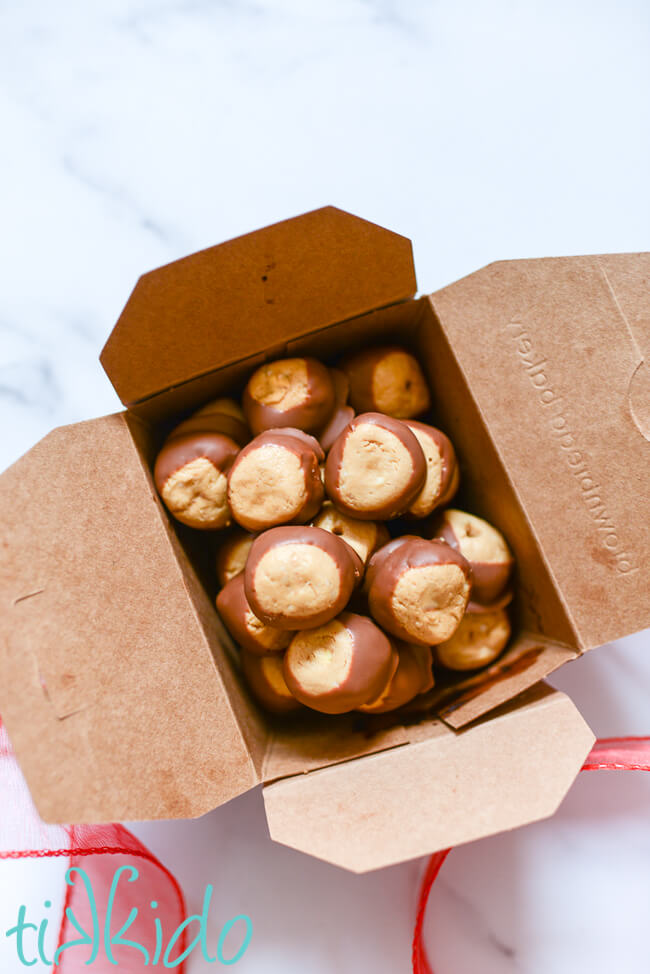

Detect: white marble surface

[1,0,649,971]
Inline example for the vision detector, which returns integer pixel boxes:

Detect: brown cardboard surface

[0,414,258,822]
[594,254,650,441]
[262,711,430,783]
[129,300,420,429]
[101,206,416,408]
[124,412,270,777]
[285,297,580,728]
[0,292,601,827]
[415,298,577,648]
[431,632,577,728]
[1,209,639,868]
[263,684,595,872]
[430,255,650,650]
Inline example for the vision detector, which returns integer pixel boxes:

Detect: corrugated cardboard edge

[263,684,595,873]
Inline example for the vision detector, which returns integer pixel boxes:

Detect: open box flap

[429,254,650,651]
[263,684,595,873]
[428,631,578,729]
[100,207,416,408]
[0,414,259,823]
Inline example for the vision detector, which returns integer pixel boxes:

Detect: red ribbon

[0,722,187,972]
[3,719,650,973]
[412,736,650,974]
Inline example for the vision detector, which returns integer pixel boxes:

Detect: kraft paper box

[0,207,648,872]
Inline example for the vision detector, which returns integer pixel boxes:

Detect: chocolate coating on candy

[324,413,426,520]
[319,368,353,451]
[228,429,324,532]
[320,405,355,453]
[215,529,255,587]
[312,501,389,566]
[431,509,514,606]
[216,574,291,655]
[367,537,472,645]
[404,421,459,518]
[359,643,434,713]
[195,397,246,422]
[244,526,358,630]
[243,357,336,435]
[341,542,365,587]
[340,346,431,419]
[240,650,303,714]
[167,412,249,446]
[329,368,350,406]
[435,609,511,671]
[362,535,414,589]
[166,398,250,447]
[283,612,397,714]
[154,432,240,530]
[466,587,514,615]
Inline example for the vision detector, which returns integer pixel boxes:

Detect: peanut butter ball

[432,509,514,606]
[216,574,291,655]
[320,405,355,453]
[359,643,434,713]
[404,421,459,518]
[244,526,358,630]
[435,609,511,671]
[154,432,239,530]
[324,413,426,520]
[195,397,246,421]
[467,587,514,615]
[240,650,303,714]
[311,501,389,566]
[283,612,397,714]
[228,429,324,532]
[166,397,250,446]
[340,346,431,419]
[329,368,350,406]
[243,357,336,435]
[319,368,355,451]
[362,535,413,592]
[215,528,255,587]
[367,537,472,645]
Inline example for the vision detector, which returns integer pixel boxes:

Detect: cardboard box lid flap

[430,254,650,651]
[0,414,258,823]
[430,631,578,729]
[101,207,417,407]
[263,684,595,872]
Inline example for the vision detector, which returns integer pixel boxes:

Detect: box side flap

[0,415,258,823]
[263,684,594,873]
[417,298,577,647]
[595,254,650,440]
[261,711,428,784]
[101,207,416,407]
[430,255,650,650]
[429,631,577,728]
[259,632,577,782]
[124,414,270,778]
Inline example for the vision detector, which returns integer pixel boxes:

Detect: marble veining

[1,1,649,971]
